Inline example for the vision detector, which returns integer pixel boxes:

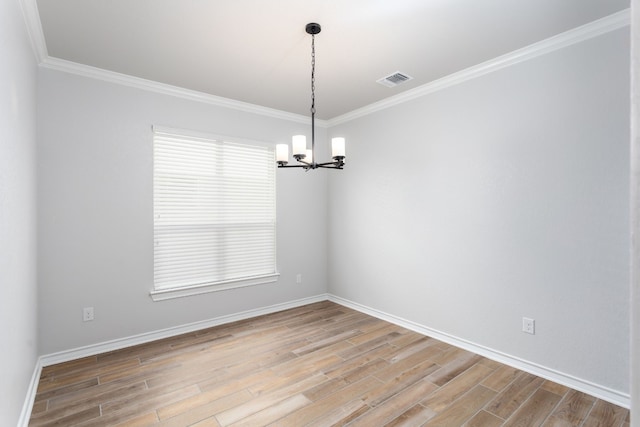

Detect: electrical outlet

[296,274,302,284]
[522,317,535,335]
[83,307,94,322]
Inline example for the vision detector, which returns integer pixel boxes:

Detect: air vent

[377,71,413,88]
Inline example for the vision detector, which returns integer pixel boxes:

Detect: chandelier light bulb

[276,144,289,163]
[292,135,306,157]
[331,137,345,159]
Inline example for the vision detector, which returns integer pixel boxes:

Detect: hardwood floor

[29,301,630,426]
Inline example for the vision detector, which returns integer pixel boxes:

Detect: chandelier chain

[311,34,316,115]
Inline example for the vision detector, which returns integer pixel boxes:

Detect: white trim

[23,296,324,423]
[39,57,329,127]
[18,0,47,63]
[327,294,630,409]
[17,358,43,427]
[327,9,631,126]
[39,294,327,367]
[149,273,280,302]
[23,5,628,127]
[25,292,630,422]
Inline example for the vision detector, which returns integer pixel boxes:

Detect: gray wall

[37,69,328,354]
[631,0,639,423]
[34,15,632,408]
[0,0,38,424]
[328,28,630,393]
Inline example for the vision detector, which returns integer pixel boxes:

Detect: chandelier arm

[278,164,310,168]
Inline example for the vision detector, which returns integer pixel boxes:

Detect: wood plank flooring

[29,301,630,426]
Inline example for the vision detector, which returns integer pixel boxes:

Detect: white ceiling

[35,0,628,120]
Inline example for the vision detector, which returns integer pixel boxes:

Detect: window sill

[150,273,280,301]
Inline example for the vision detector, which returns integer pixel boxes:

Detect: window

[151,127,278,301]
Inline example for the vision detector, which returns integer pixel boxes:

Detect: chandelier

[276,23,346,170]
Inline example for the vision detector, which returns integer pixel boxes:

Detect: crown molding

[20,0,323,125]
[328,8,631,127]
[19,0,324,125]
[18,0,47,63]
[40,57,327,126]
[19,0,628,128]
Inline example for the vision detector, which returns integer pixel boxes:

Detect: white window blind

[152,128,277,299]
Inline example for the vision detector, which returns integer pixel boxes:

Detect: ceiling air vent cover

[377,71,413,88]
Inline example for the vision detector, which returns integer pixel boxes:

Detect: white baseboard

[21,291,628,425]
[17,358,43,427]
[17,294,328,426]
[327,294,630,409]
[40,294,328,367]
